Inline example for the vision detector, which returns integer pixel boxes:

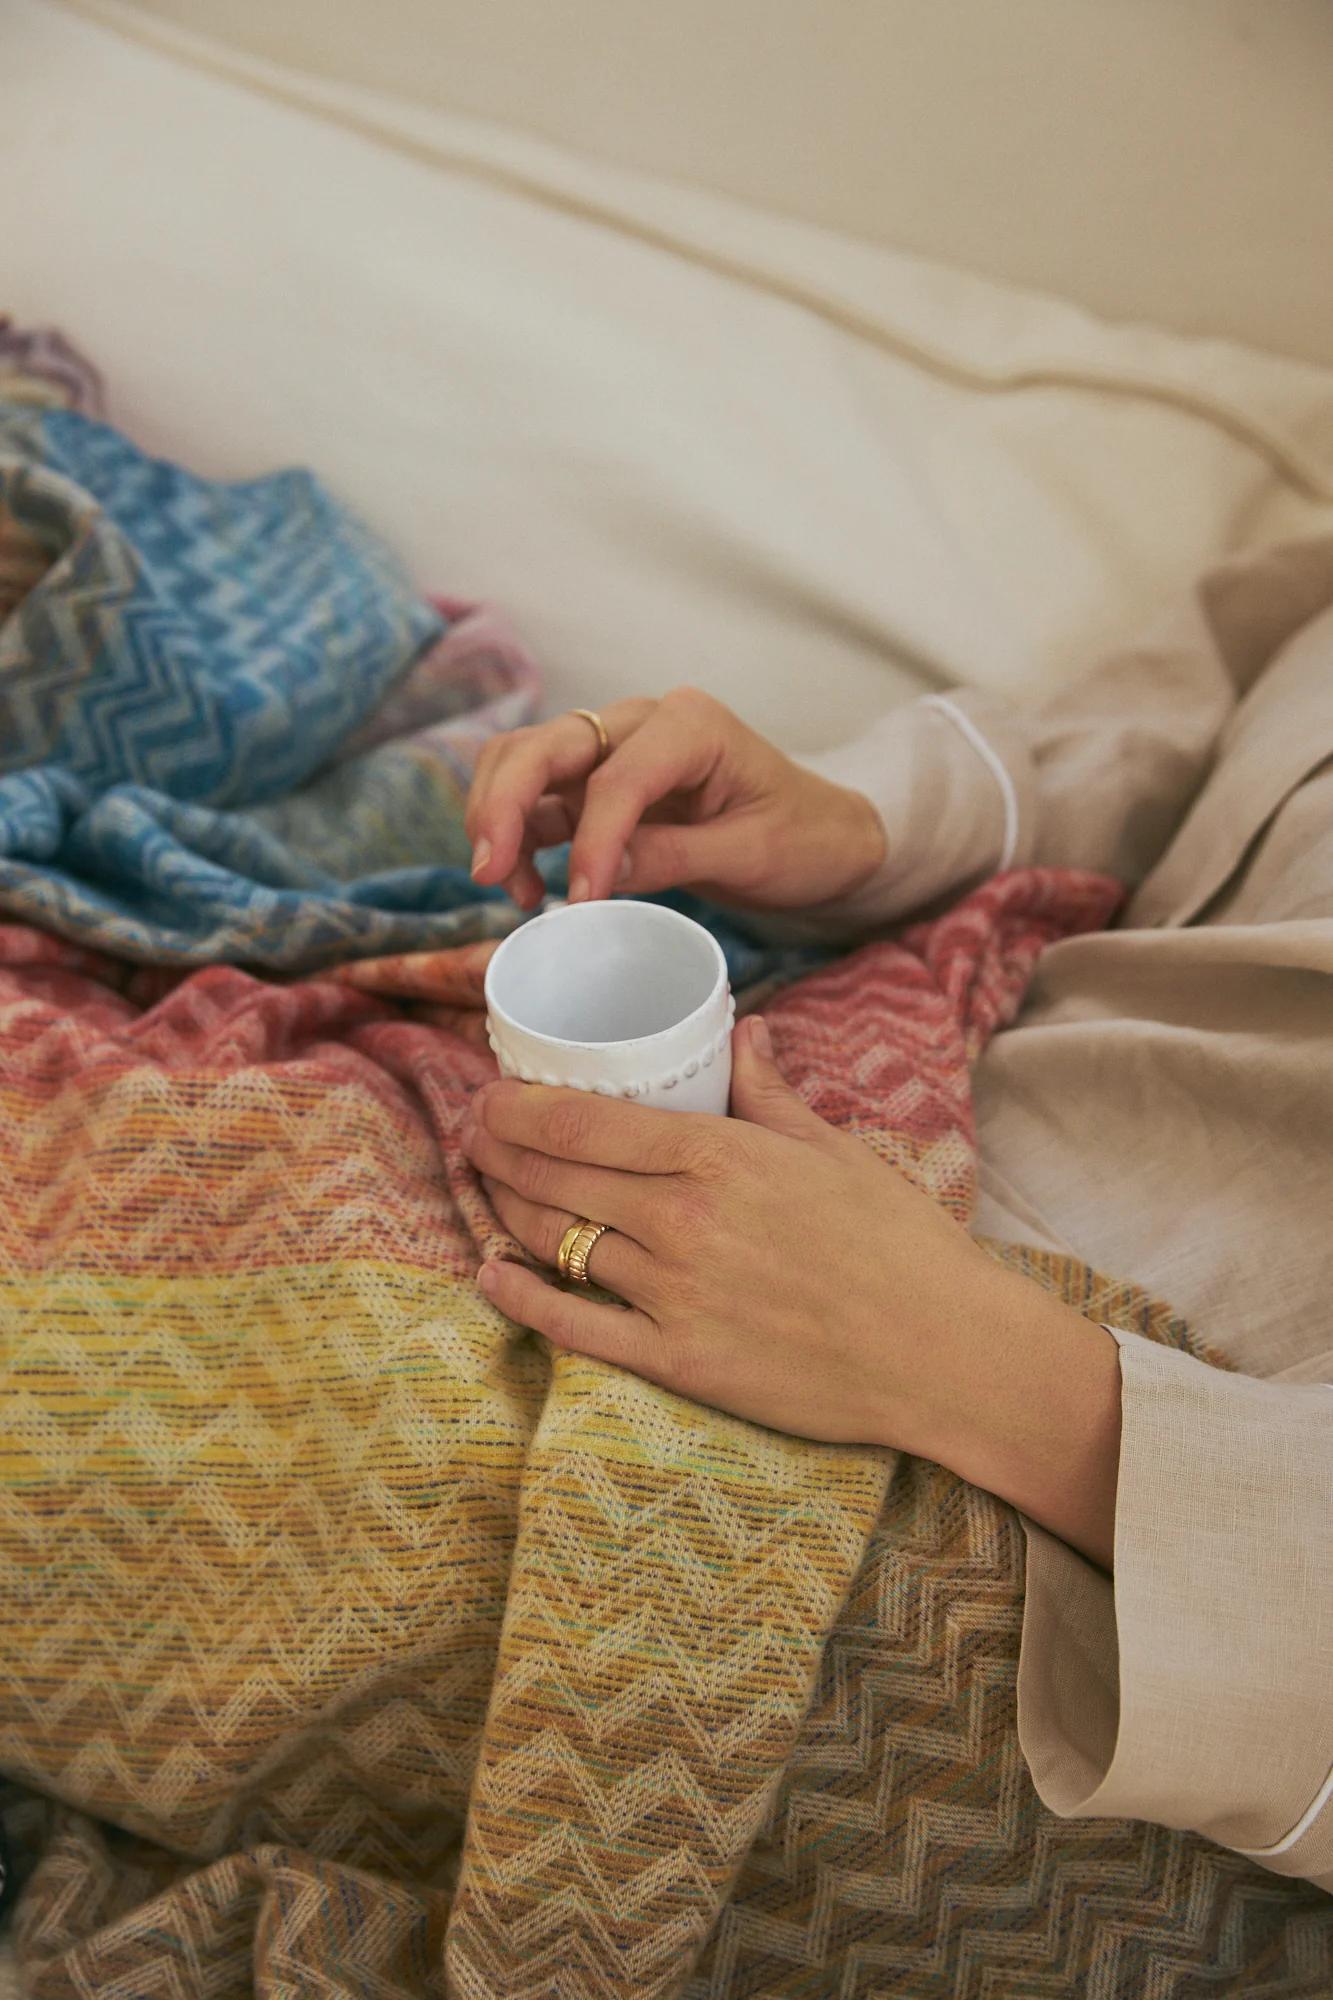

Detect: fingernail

[616,851,633,884]
[569,873,590,903]
[477,1261,499,1297]
[748,1015,772,1058]
[470,838,492,881]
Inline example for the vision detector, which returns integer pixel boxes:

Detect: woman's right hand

[464,686,886,915]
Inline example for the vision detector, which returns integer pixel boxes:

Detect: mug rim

[484,898,728,1053]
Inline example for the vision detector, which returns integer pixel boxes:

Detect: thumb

[729,1014,828,1140]
[619,818,748,897]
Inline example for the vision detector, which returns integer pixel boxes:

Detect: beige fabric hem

[1018,1331,1333,1889]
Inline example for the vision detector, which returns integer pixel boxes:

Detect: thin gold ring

[568,707,610,765]
[556,1217,610,1286]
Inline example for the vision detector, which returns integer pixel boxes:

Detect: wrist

[901,1266,1124,1570]
[808,779,888,904]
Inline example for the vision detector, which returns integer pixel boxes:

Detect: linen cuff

[788,689,1037,934]
[1017,1330,1333,1887]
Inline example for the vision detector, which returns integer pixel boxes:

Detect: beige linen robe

[796,535,1333,1891]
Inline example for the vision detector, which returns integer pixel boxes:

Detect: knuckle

[582,763,624,802]
[663,1176,718,1241]
[547,1295,583,1347]
[660,1260,705,1324]
[619,696,656,731]
[545,1096,595,1158]
[720,1124,765,1180]
[515,1148,561,1205]
[542,1209,575,1262]
[663,684,715,716]
[669,1122,724,1180]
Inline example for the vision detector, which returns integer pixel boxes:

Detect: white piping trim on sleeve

[920,694,1020,870]
[1236,1758,1333,1859]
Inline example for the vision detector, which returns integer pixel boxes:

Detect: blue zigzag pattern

[0,407,507,968]
[0,408,441,805]
[0,406,827,981]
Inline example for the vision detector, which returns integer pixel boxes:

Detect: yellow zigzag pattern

[5,1254,1328,1996]
[1,878,1328,1995]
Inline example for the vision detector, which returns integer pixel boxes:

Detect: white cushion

[3,0,1332,758]
[69,0,1333,368]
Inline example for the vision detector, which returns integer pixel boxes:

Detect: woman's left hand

[461,1017,1124,1565]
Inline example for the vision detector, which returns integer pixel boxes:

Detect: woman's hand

[464,686,886,913]
[462,1016,1124,1568]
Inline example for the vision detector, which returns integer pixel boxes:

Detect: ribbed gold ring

[556,1218,610,1286]
[567,707,610,764]
[555,1221,585,1279]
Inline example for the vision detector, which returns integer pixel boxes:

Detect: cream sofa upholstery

[79,0,1333,367]
[4,0,1332,756]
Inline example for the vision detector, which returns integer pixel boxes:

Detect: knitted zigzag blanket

[0,382,822,996]
[0,390,553,968]
[0,871,1326,1999]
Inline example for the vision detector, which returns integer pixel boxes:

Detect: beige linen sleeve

[792,537,1333,932]
[1019,1333,1333,1889]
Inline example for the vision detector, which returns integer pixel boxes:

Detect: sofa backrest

[109,0,1333,366]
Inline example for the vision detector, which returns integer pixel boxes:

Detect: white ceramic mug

[484,899,733,1114]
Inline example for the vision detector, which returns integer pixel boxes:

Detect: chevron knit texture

[0,356,843,1004]
[0,398,569,968]
[0,868,1328,1998]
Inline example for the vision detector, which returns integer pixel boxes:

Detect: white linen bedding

[4,0,1333,759]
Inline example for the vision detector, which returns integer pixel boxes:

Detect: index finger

[467,702,651,885]
[465,717,598,884]
[475,1080,707,1175]
[567,700,716,902]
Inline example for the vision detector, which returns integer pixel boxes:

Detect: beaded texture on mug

[487,995,737,1098]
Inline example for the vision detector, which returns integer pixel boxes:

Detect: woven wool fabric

[0,394,549,967]
[0,334,841,1008]
[0,385,826,994]
[1,869,1328,1998]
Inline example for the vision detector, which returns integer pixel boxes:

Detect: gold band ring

[556,1217,610,1286]
[568,707,610,764]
